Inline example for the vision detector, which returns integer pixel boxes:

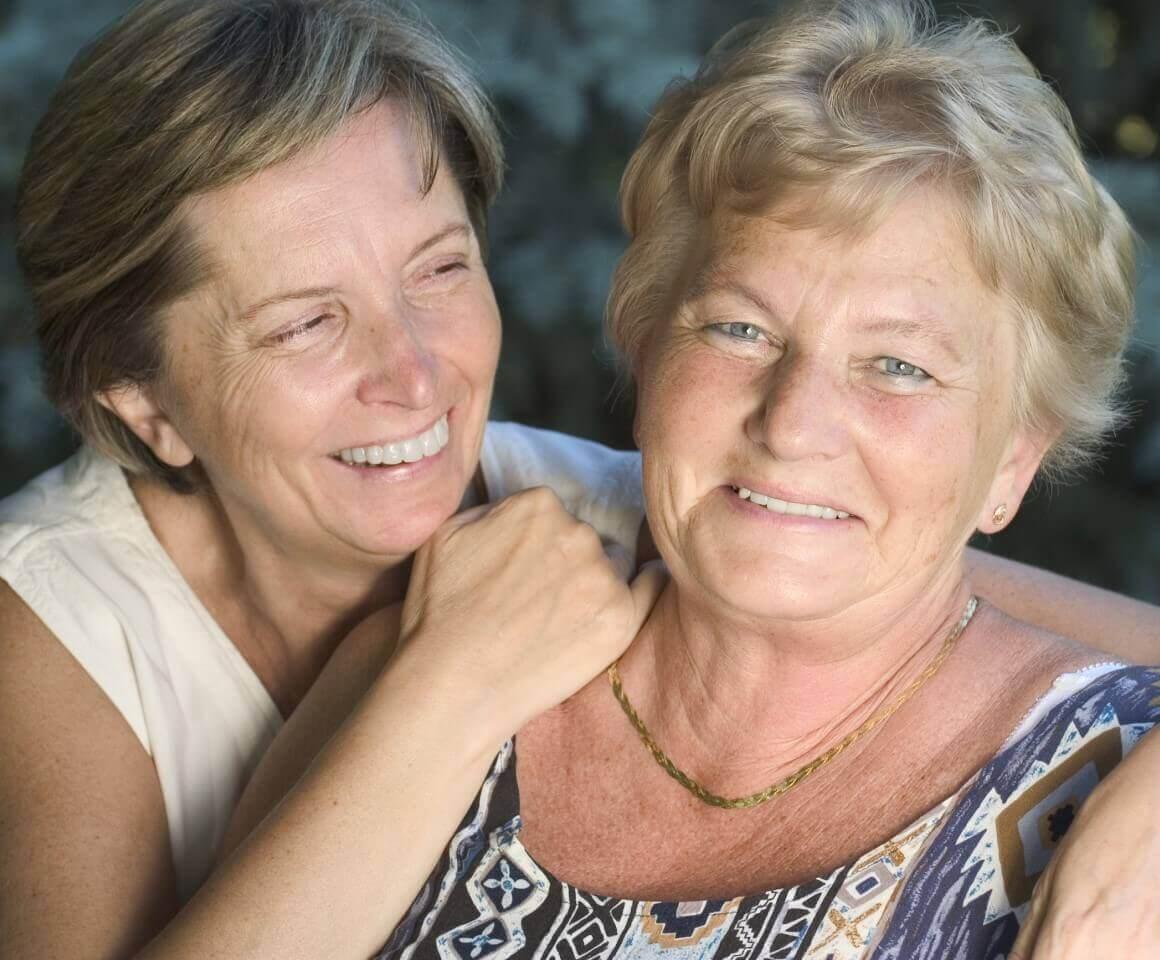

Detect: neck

[614,566,972,794]
[133,475,410,671]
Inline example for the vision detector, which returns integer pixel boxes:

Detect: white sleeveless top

[0,422,643,901]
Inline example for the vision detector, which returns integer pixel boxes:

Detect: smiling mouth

[731,485,850,520]
[335,414,449,467]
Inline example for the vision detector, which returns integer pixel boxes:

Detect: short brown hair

[17,0,504,490]
[606,0,1135,478]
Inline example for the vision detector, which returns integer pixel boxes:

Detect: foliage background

[1,0,1157,600]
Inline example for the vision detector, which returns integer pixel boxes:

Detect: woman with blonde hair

[0,1,1157,958]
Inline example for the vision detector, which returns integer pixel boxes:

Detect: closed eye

[270,314,330,345]
[421,258,470,284]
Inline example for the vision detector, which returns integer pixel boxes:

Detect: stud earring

[991,503,1008,527]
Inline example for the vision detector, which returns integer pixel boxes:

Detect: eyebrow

[238,221,473,324]
[860,316,965,365]
[684,270,779,320]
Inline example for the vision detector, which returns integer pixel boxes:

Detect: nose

[749,350,847,462]
[354,310,438,410]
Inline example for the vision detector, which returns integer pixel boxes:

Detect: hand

[1009,728,1160,959]
[397,486,666,736]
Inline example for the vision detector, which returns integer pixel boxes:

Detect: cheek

[637,340,748,456]
[188,347,335,464]
[858,393,980,508]
[462,304,502,383]
[858,394,993,567]
[428,287,502,389]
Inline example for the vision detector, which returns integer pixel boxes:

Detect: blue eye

[879,357,930,380]
[719,322,762,341]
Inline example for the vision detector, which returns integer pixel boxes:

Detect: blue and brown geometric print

[958,705,1137,923]
[872,667,1159,960]
[764,873,843,959]
[638,900,740,948]
[434,819,550,960]
[713,890,782,960]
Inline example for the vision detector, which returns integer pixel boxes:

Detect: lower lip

[722,487,856,529]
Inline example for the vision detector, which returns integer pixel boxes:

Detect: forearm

[145,491,662,958]
[141,651,505,960]
[966,548,1160,664]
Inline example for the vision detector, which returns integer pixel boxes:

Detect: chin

[690,545,864,623]
[339,490,464,561]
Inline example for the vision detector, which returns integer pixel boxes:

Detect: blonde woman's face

[635,187,1044,624]
[156,101,501,567]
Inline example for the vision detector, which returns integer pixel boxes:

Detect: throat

[606,585,977,797]
[128,471,408,716]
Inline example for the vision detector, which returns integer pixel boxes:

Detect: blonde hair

[607,0,1135,477]
[17,0,504,490]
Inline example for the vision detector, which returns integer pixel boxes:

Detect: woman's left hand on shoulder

[1010,725,1160,959]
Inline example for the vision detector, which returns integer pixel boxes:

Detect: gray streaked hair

[17,0,504,490]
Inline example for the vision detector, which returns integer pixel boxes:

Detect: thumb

[628,559,668,629]
[1008,885,1048,960]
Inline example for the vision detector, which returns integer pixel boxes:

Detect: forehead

[181,101,466,295]
[685,187,1017,351]
[704,187,982,296]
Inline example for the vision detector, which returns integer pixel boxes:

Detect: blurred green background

[1,0,1157,599]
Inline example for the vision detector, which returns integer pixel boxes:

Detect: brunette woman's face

[149,101,501,568]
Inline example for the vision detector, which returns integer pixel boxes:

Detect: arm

[966,549,1160,663]
[218,602,401,858]
[0,581,177,958]
[147,634,513,958]
[0,488,661,960]
[147,489,663,958]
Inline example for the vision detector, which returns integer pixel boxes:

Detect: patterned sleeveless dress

[376,664,1159,960]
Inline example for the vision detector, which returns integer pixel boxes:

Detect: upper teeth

[338,415,449,466]
[735,486,849,520]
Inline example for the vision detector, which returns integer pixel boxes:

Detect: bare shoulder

[0,580,176,956]
[978,600,1108,691]
[937,600,1111,755]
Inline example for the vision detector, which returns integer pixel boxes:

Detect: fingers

[628,560,668,629]
[1009,880,1050,960]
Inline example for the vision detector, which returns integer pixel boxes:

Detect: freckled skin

[153,102,501,575]
[634,187,1045,626]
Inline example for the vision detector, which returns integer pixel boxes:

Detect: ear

[97,383,195,468]
[976,426,1053,534]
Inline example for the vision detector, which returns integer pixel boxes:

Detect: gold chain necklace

[607,595,978,810]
